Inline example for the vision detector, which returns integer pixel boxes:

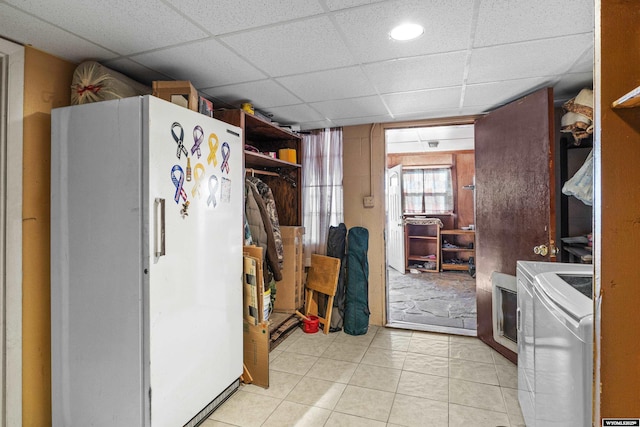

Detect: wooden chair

[304,254,341,335]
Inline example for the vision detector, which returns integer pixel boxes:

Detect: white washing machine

[516,261,593,427]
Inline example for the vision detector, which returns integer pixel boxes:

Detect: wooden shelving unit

[214,109,304,386]
[404,218,441,273]
[440,229,475,271]
[214,108,302,226]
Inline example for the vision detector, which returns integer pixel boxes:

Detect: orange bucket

[302,315,319,334]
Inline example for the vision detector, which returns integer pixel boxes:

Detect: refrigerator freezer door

[51,96,243,427]
[145,96,243,426]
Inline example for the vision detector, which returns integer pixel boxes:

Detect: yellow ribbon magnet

[191,163,206,198]
[207,133,219,167]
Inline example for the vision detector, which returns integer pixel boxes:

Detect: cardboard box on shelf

[152,80,198,112]
[274,226,305,313]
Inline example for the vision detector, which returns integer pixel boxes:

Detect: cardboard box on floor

[243,256,260,325]
[242,320,269,388]
[242,246,269,387]
[274,226,305,313]
[243,245,265,324]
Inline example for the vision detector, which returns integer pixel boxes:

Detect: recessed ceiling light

[389,23,424,41]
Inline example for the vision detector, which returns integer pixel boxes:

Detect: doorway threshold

[386,320,477,337]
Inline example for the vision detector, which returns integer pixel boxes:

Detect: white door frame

[1,37,24,427]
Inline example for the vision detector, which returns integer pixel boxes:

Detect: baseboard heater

[185,379,240,427]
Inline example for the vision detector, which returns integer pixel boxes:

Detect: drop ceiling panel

[102,58,172,85]
[467,34,594,84]
[130,39,265,88]
[386,125,474,154]
[164,0,324,35]
[4,0,208,55]
[569,47,595,74]
[331,114,394,128]
[416,124,474,141]
[203,80,301,109]
[0,3,116,62]
[553,72,594,100]
[0,0,595,131]
[458,106,492,116]
[383,87,462,116]
[464,77,551,108]
[220,16,355,76]
[324,0,387,11]
[277,66,378,102]
[333,0,474,63]
[297,119,336,130]
[387,139,474,154]
[386,128,420,143]
[393,108,465,122]
[364,51,468,94]
[311,96,389,120]
[262,104,327,125]
[474,0,594,47]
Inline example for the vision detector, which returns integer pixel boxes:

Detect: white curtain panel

[402,167,453,214]
[301,128,344,265]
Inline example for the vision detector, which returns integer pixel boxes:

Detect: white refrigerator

[50,95,243,426]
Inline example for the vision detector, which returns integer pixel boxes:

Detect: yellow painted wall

[342,124,386,325]
[22,46,75,427]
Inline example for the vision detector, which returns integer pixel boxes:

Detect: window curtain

[302,127,344,265]
[403,167,453,214]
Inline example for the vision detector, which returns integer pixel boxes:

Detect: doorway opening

[385,124,477,336]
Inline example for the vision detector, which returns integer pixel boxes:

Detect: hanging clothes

[247,176,284,270]
[245,179,282,282]
[562,149,593,206]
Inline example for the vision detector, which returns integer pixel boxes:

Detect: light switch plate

[363,196,374,208]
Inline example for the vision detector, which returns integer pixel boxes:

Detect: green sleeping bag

[344,227,370,336]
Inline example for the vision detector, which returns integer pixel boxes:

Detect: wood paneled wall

[595,0,640,420]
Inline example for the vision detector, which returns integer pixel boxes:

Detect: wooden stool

[304,254,341,335]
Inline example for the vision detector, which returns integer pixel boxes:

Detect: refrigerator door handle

[155,198,166,257]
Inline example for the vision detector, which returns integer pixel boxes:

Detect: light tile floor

[204,326,525,427]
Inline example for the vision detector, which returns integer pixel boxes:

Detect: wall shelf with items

[214,108,302,226]
[440,229,475,271]
[245,151,301,170]
[558,134,592,263]
[404,218,441,273]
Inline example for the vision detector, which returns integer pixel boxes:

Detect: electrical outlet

[363,196,374,208]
